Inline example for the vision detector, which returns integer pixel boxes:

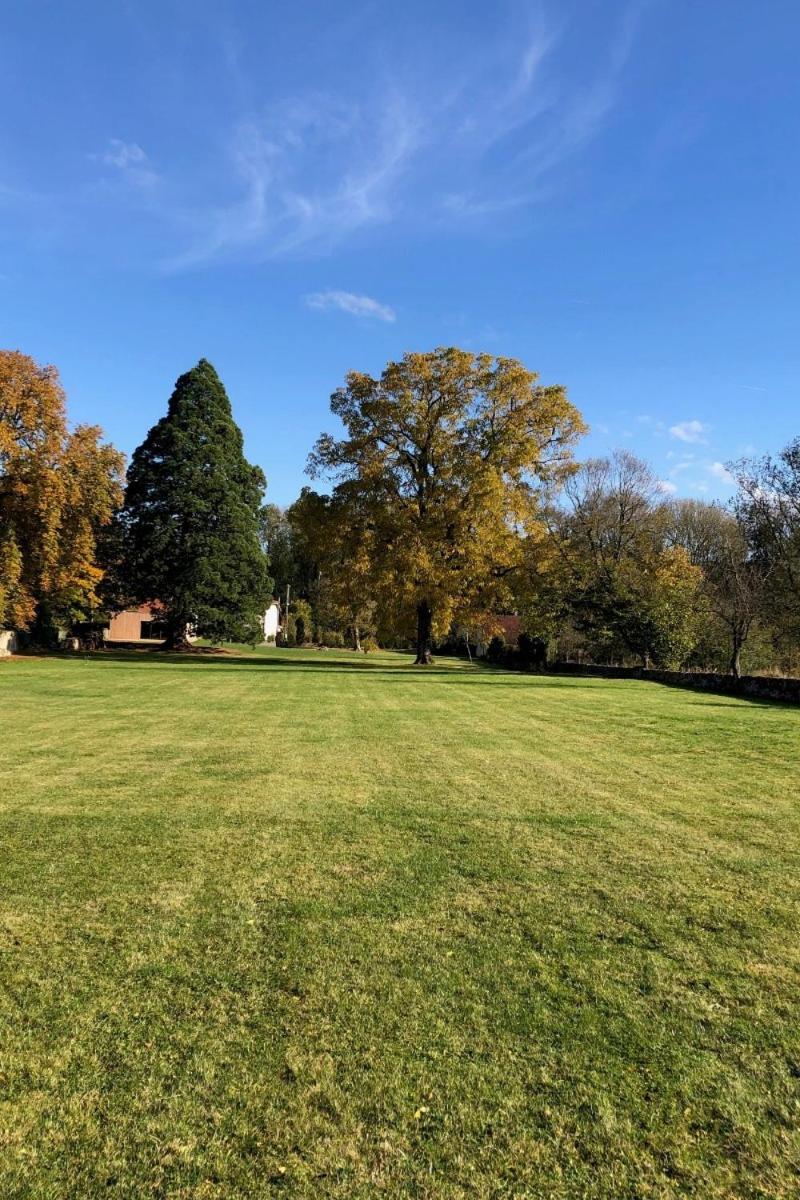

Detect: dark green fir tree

[120,360,271,647]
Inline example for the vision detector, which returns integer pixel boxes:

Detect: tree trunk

[161,616,192,651]
[730,634,743,679]
[414,601,433,665]
[352,624,362,653]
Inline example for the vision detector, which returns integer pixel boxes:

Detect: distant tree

[730,439,800,655]
[309,348,585,663]
[289,487,376,652]
[624,544,703,668]
[667,499,769,677]
[258,504,300,597]
[0,350,124,633]
[549,452,702,666]
[119,359,270,648]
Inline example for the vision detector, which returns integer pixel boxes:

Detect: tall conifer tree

[120,360,270,647]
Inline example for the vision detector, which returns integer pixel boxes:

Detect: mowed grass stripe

[1,648,799,1198]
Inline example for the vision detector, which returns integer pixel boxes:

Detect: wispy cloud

[656,479,677,495]
[709,461,734,484]
[101,139,147,170]
[4,2,651,269]
[669,419,709,444]
[636,414,666,432]
[432,3,646,222]
[666,454,696,480]
[305,290,396,322]
[94,139,159,190]
[164,93,420,267]
[158,2,648,267]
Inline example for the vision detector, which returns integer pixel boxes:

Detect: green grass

[1,647,799,1199]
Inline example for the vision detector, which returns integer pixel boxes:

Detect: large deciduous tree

[309,348,585,663]
[0,350,124,632]
[119,359,270,648]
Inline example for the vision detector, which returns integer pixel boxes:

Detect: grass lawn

[1,647,799,1198]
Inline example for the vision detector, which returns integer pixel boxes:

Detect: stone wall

[548,662,800,704]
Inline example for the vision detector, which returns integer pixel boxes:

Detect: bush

[517,632,548,669]
[362,635,380,653]
[320,629,345,648]
[487,634,506,663]
[290,599,314,646]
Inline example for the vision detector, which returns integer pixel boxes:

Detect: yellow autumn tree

[289,486,378,651]
[309,348,586,663]
[0,350,125,632]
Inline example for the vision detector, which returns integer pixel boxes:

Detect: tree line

[2,347,798,675]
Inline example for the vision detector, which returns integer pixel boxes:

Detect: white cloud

[305,290,396,322]
[101,139,148,169]
[656,480,678,495]
[669,419,709,444]
[637,414,666,432]
[159,2,649,267]
[668,456,695,477]
[709,461,734,484]
[95,139,158,190]
[164,94,421,268]
[0,3,647,269]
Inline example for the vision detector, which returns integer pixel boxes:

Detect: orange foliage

[0,350,125,628]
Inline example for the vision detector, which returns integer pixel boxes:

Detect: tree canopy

[535,452,702,668]
[289,486,377,651]
[666,499,769,677]
[309,348,585,662]
[0,350,124,632]
[730,438,800,653]
[119,359,270,647]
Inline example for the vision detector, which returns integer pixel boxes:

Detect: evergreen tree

[120,359,270,648]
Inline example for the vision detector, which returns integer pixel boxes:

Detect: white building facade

[263,601,281,643]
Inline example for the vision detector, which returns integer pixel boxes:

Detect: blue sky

[2,0,799,505]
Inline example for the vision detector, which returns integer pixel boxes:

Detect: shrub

[487,634,506,662]
[291,599,314,646]
[320,629,345,648]
[518,633,548,670]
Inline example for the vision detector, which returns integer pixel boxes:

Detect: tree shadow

[75,648,481,676]
[27,649,798,706]
[49,649,615,688]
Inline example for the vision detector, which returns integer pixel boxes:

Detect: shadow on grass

[22,649,798,706]
[83,650,491,678]
[39,649,616,689]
